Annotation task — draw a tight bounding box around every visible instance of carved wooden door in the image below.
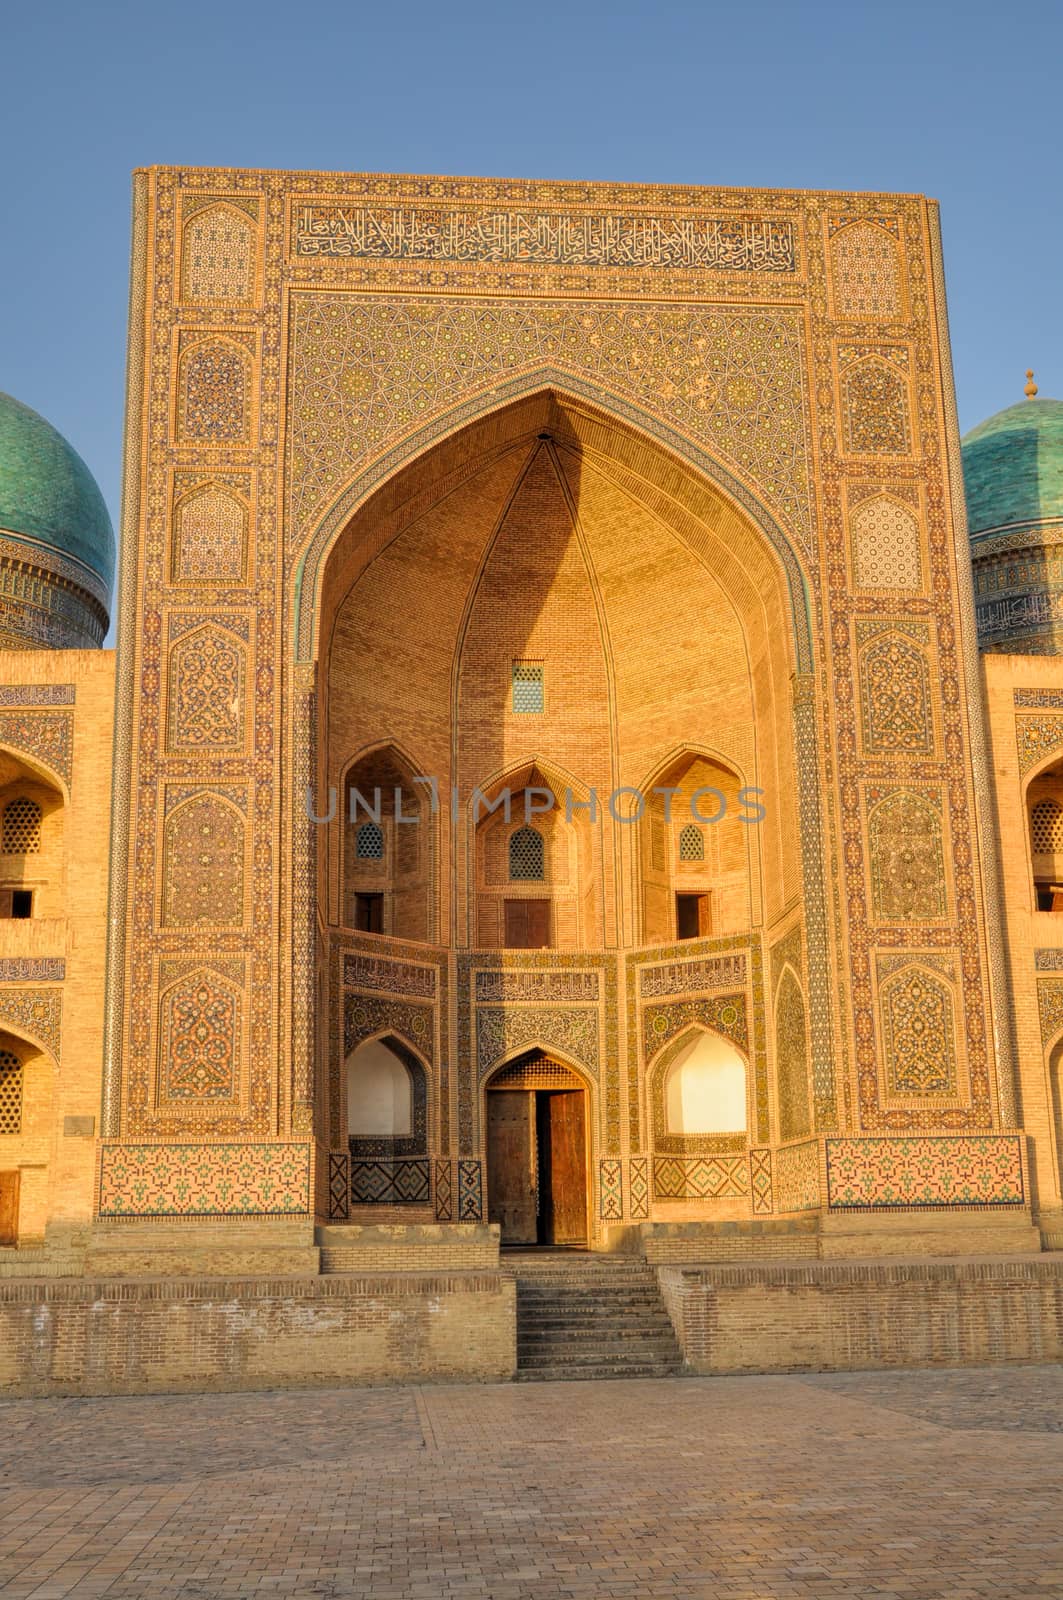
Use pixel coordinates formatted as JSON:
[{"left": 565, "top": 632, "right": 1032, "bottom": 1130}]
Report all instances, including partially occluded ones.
[
  {"left": 486, "top": 1091, "right": 537, "bottom": 1244},
  {"left": 0, "top": 1171, "right": 19, "bottom": 1247},
  {"left": 539, "top": 1091, "right": 587, "bottom": 1245}
]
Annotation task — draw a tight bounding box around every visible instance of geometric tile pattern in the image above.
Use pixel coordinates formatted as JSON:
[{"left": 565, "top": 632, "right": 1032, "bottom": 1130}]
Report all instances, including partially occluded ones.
[
  {"left": 434, "top": 1159, "right": 453, "bottom": 1222},
  {"left": 829, "top": 219, "right": 902, "bottom": 319},
  {"left": 599, "top": 1159, "right": 623, "bottom": 1221},
  {"left": 840, "top": 351, "right": 910, "bottom": 456},
  {"left": 775, "top": 1139, "right": 821, "bottom": 1212},
  {"left": 629, "top": 1155, "right": 650, "bottom": 1220},
  {"left": 350, "top": 1158, "right": 430, "bottom": 1205},
  {"left": 653, "top": 1155, "right": 750, "bottom": 1200},
  {"left": 850, "top": 494, "right": 922, "bottom": 591},
  {"left": 749, "top": 1148, "right": 773, "bottom": 1213},
  {"left": 97, "top": 1141, "right": 312, "bottom": 1216},
  {"left": 858, "top": 630, "right": 933, "bottom": 755},
  {"left": 177, "top": 338, "right": 251, "bottom": 444},
  {"left": 182, "top": 204, "right": 255, "bottom": 304},
  {"left": 867, "top": 787, "right": 947, "bottom": 923},
  {"left": 328, "top": 1152, "right": 349, "bottom": 1220},
  {"left": 880, "top": 964, "right": 956, "bottom": 1097},
  {"left": 825, "top": 1136, "right": 1024, "bottom": 1210},
  {"left": 458, "top": 1159, "right": 483, "bottom": 1221},
  {"left": 0, "top": 710, "right": 74, "bottom": 785}
]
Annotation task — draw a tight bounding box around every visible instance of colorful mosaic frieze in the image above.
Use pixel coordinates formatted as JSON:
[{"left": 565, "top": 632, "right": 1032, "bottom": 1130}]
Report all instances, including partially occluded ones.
[
  {"left": 850, "top": 494, "right": 923, "bottom": 592},
  {"left": 344, "top": 953, "right": 436, "bottom": 997},
  {"left": 350, "top": 1158, "right": 430, "bottom": 1206},
  {"left": 774, "top": 968, "right": 811, "bottom": 1140},
  {"left": 749, "top": 1148, "right": 773, "bottom": 1214},
  {"left": 825, "top": 1136, "right": 1024, "bottom": 1210},
  {"left": 161, "top": 793, "right": 245, "bottom": 927},
  {"left": 328, "top": 1152, "right": 349, "bottom": 1220},
  {"left": 475, "top": 969, "right": 598, "bottom": 1002},
  {"left": 879, "top": 963, "right": 957, "bottom": 1097},
  {"left": 97, "top": 1141, "right": 312, "bottom": 1217},
  {"left": 434, "top": 1159, "right": 453, "bottom": 1222},
  {"left": 775, "top": 1140, "right": 821, "bottom": 1212},
  {"left": 866, "top": 786, "right": 947, "bottom": 923},
  {"left": 1016, "top": 713, "right": 1063, "bottom": 776},
  {"left": 629, "top": 1156, "right": 650, "bottom": 1220},
  {"left": 288, "top": 297, "right": 812, "bottom": 559},
  {"left": 638, "top": 953, "right": 746, "bottom": 998},
  {"left": 0, "top": 958, "right": 64, "bottom": 983},
  {"left": 0, "top": 685, "right": 75, "bottom": 707},
  {"left": 0, "top": 710, "right": 73, "bottom": 785},
  {"left": 0, "top": 988, "right": 61, "bottom": 1060},
  {"left": 476, "top": 1004, "right": 599, "bottom": 1081},
  {"left": 653, "top": 1156, "right": 749, "bottom": 1201},
  {"left": 857, "top": 626, "right": 933, "bottom": 756},
  {"left": 458, "top": 1158, "right": 483, "bottom": 1221},
  {"left": 599, "top": 1159, "right": 623, "bottom": 1221}
]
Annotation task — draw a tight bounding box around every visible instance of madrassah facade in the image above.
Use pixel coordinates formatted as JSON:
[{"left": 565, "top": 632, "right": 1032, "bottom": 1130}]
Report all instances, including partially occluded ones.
[{"left": 1, "top": 168, "right": 1062, "bottom": 1390}]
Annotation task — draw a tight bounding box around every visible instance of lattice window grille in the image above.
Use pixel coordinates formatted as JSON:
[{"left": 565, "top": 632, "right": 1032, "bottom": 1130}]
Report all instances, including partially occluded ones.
[
  {"left": 512, "top": 662, "right": 544, "bottom": 714},
  {"left": 679, "top": 823, "right": 705, "bottom": 862},
  {"left": 1, "top": 798, "right": 41, "bottom": 855},
  {"left": 356, "top": 822, "right": 384, "bottom": 860},
  {"left": 489, "top": 1060, "right": 582, "bottom": 1091},
  {"left": 509, "top": 826, "right": 545, "bottom": 881},
  {"left": 1031, "top": 798, "right": 1063, "bottom": 854},
  {"left": 0, "top": 1050, "right": 22, "bottom": 1134}
]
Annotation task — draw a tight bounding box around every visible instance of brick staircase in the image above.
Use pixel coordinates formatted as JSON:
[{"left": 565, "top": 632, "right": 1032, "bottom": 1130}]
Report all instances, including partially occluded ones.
[{"left": 508, "top": 1249, "right": 685, "bottom": 1381}]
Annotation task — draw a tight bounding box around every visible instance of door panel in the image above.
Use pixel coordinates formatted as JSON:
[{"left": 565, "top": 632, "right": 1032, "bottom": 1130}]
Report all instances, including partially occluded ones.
[
  {"left": 486, "top": 1091, "right": 537, "bottom": 1244},
  {"left": 540, "top": 1091, "right": 587, "bottom": 1245},
  {"left": 0, "top": 1171, "right": 19, "bottom": 1247}
]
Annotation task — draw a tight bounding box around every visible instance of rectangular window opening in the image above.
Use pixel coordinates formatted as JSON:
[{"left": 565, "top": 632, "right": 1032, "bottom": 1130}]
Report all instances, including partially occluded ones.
[
  {"left": 676, "top": 892, "right": 710, "bottom": 941},
  {"left": 1036, "top": 882, "right": 1063, "bottom": 913},
  {"left": 0, "top": 889, "right": 33, "bottom": 920},
  {"left": 354, "top": 892, "right": 384, "bottom": 933},
  {"left": 511, "top": 661, "right": 544, "bottom": 715}
]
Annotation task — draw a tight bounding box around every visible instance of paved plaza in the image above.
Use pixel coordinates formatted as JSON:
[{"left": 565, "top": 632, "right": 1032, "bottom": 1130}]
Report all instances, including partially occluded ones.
[{"left": 1, "top": 1365, "right": 1062, "bottom": 1599}]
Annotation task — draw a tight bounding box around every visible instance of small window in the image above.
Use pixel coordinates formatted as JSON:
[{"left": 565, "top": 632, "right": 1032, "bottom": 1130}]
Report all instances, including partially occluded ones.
[
  {"left": 509, "top": 826, "right": 545, "bottom": 881},
  {"left": 0, "top": 1050, "right": 22, "bottom": 1135},
  {"left": 356, "top": 822, "right": 384, "bottom": 860},
  {"left": 678, "top": 824, "right": 704, "bottom": 862},
  {"left": 1032, "top": 799, "right": 1063, "bottom": 854},
  {"left": 1, "top": 799, "right": 41, "bottom": 855},
  {"left": 676, "top": 892, "right": 710, "bottom": 940},
  {"left": 512, "top": 662, "right": 544, "bottom": 714},
  {"left": 0, "top": 890, "right": 32, "bottom": 920},
  {"left": 354, "top": 893, "right": 384, "bottom": 933}
]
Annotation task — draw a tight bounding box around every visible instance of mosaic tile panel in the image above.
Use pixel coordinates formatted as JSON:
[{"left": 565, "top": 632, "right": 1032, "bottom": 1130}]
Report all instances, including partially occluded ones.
[
  {"left": 1016, "top": 713, "right": 1063, "bottom": 776},
  {"left": 458, "top": 1158, "right": 483, "bottom": 1221},
  {"left": 0, "top": 988, "right": 62, "bottom": 1060},
  {"left": 351, "top": 1158, "right": 430, "bottom": 1205},
  {"left": 0, "top": 685, "right": 75, "bottom": 707},
  {"left": 477, "top": 1005, "right": 599, "bottom": 1081},
  {"left": 850, "top": 494, "right": 922, "bottom": 591},
  {"left": 0, "top": 958, "right": 64, "bottom": 983},
  {"left": 328, "top": 1152, "right": 349, "bottom": 1220},
  {"left": 749, "top": 1148, "right": 773, "bottom": 1214},
  {"left": 880, "top": 963, "right": 957, "bottom": 1097},
  {"left": 434, "top": 1159, "right": 453, "bottom": 1222},
  {"left": 629, "top": 1155, "right": 650, "bottom": 1220},
  {"left": 775, "top": 1140, "right": 821, "bottom": 1212},
  {"left": 653, "top": 1156, "right": 749, "bottom": 1201},
  {"left": 97, "top": 1141, "right": 312, "bottom": 1217},
  {"left": 825, "top": 1136, "right": 1024, "bottom": 1210},
  {"left": 0, "top": 710, "right": 73, "bottom": 785},
  {"left": 1036, "top": 979, "right": 1063, "bottom": 1046},
  {"left": 599, "top": 1159, "right": 623, "bottom": 1221}
]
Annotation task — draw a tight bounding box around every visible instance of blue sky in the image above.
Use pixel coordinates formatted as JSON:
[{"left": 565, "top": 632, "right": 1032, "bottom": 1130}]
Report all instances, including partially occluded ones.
[{"left": 2, "top": 0, "right": 1060, "bottom": 547}]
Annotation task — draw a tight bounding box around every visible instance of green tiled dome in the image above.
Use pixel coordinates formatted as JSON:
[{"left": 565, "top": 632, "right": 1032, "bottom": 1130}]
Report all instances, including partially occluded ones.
[
  {"left": 962, "top": 396, "right": 1063, "bottom": 539},
  {"left": 0, "top": 391, "right": 115, "bottom": 591}
]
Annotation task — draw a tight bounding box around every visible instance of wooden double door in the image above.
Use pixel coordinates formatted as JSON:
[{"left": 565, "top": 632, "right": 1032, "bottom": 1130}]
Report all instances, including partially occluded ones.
[{"left": 486, "top": 1088, "right": 587, "bottom": 1246}]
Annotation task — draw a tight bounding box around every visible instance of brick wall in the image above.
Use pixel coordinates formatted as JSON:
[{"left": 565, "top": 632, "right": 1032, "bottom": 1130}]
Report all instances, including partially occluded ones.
[
  {"left": 0, "top": 1271, "right": 516, "bottom": 1396},
  {"left": 659, "top": 1257, "right": 1063, "bottom": 1374}
]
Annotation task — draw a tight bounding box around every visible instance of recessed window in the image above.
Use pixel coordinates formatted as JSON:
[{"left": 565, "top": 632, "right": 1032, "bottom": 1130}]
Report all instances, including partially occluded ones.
[
  {"left": 0, "top": 890, "right": 32, "bottom": 920},
  {"left": 0, "top": 1050, "right": 22, "bottom": 1135},
  {"left": 678, "top": 823, "right": 704, "bottom": 862},
  {"left": 356, "top": 821, "right": 384, "bottom": 860},
  {"left": 512, "top": 662, "right": 544, "bottom": 714},
  {"left": 1, "top": 798, "right": 41, "bottom": 855},
  {"left": 676, "top": 892, "right": 710, "bottom": 940},
  {"left": 509, "top": 826, "right": 545, "bottom": 882},
  {"left": 354, "top": 892, "right": 384, "bottom": 933},
  {"left": 1032, "top": 799, "right": 1063, "bottom": 853}
]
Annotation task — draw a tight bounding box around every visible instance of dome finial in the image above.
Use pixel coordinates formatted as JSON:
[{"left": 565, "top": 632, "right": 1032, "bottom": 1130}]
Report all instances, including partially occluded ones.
[{"left": 1025, "top": 368, "right": 1039, "bottom": 399}]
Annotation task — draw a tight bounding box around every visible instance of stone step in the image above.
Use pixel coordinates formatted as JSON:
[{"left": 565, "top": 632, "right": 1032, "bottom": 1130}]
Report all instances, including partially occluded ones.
[
  {"left": 515, "top": 1362, "right": 682, "bottom": 1382},
  {"left": 518, "top": 1340, "right": 680, "bottom": 1362},
  {"left": 521, "top": 1314, "right": 674, "bottom": 1334}
]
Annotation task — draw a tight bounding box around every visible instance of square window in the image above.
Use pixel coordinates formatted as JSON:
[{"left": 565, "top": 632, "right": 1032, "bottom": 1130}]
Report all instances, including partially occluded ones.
[{"left": 512, "top": 662, "right": 544, "bottom": 714}]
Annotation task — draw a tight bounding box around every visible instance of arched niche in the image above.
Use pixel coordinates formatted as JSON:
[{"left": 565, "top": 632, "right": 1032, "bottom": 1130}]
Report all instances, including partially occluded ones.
[
  {"left": 0, "top": 748, "right": 66, "bottom": 921},
  {"left": 662, "top": 1030, "right": 748, "bottom": 1137}
]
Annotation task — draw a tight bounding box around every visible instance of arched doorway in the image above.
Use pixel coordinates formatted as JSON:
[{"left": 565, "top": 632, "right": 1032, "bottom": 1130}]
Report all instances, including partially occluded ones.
[{"left": 485, "top": 1050, "right": 588, "bottom": 1246}]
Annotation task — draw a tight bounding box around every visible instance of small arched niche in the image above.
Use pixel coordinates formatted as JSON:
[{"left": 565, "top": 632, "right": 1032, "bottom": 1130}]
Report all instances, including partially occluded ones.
[
  {"left": 664, "top": 1030, "right": 748, "bottom": 1136},
  {"left": 0, "top": 750, "right": 65, "bottom": 921},
  {"left": 640, "top": 751, "right": 752, "bottom": 945},
  {"left": 346, "top": 1037, "right": 415, "bottom": 1138},
  {"left": 342, "top": 746, "right": 432, "bottom": 940},
  {"left": 345, "top": 1034, "right": 430, "bottom": 1208},
  {"left": 1028, "top": 757, "right": 1063, "bottom": 911}
]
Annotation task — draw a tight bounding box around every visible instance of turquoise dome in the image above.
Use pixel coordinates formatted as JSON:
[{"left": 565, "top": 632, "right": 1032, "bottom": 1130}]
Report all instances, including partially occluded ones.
[
  {"left": 0, "top": 392, "right": 115, "bottom": 592},
  {"left": 962, "top": 396, "right": 1063, "bottom": 539}
]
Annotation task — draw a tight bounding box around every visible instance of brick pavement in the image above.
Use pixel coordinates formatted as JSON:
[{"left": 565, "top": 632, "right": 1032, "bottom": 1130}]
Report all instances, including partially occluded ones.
[{"left": 1, "top": 1365, "right": 1062, "bottom": 1598}]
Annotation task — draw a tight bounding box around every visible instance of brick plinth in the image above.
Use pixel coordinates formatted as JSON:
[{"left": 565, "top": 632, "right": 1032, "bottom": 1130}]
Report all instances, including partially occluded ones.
[
  {"left": 659, "top": 1254, "right": 1063, "bottom": 1374},
  {"left": 0, "top": 1271, "right": 516, "bottom": 1396}
]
